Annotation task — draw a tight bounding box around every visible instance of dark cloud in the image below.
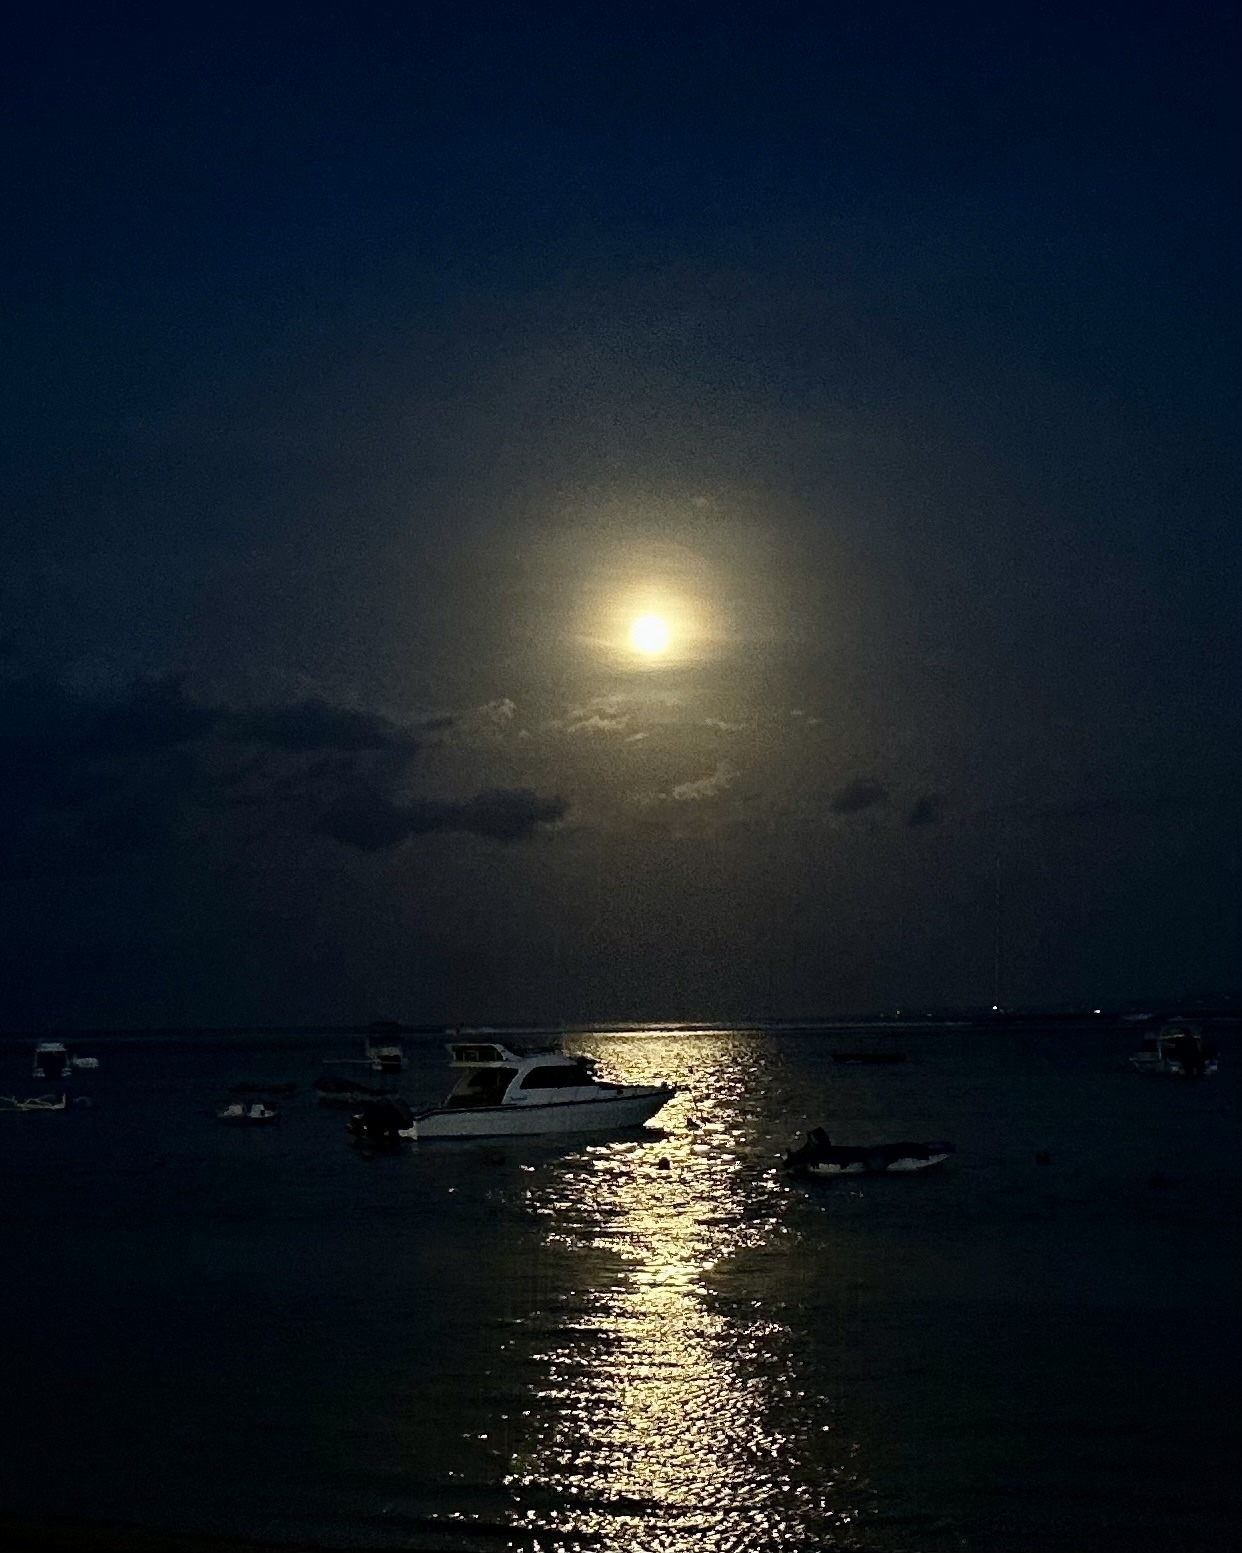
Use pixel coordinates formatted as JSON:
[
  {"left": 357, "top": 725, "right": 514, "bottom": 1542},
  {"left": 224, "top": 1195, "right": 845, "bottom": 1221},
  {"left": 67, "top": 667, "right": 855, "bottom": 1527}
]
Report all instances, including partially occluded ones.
[
  {"left": 312, "top": 790, "right": 430, "bottom": 851},
  {"left": 906, "top": 795, "right": 941, "bottom": 827},
  {"left": 0, "top": 663, "right": 566, "bottom": 876},
  {"left": 454, "top": 788, "right": 568, "bottom": 842},
  {"left": 312, "top": 786, "right": 568, "bottom": 850},
  {"left": 830, "top": 778, "right": 890, "bottom": 815},
  {"left": 0, "top": 747, "right": 201, "bottom": 880},
  {"left": 76, "top": 675, "right": 220, "bottom": 758},
  {"left": 225, "top": 697, "right": 418, "bottom": 753}
]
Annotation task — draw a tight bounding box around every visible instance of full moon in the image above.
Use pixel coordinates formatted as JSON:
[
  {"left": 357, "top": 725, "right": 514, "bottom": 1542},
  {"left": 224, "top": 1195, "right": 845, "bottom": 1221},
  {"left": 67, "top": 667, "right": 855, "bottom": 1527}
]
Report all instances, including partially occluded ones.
[{"left": 629, "top": 613, "right": 671, "bottom": 655}]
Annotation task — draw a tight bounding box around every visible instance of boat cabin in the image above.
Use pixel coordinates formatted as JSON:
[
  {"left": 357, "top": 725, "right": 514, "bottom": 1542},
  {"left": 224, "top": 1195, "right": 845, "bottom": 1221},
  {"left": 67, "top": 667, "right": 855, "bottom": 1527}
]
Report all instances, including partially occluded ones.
[
  {"left": 364, "top": 1037, "right": 406, "bottom": 1072},
  {"left": 32, "top": 1042, "right": 71, "bottom": 1080},
  {"left": 1130, "top": 1020, "right": 1218, "bottom": 1076},
  {"left": 442, "top": 1042, "right": 602, "bottom": 1108}
]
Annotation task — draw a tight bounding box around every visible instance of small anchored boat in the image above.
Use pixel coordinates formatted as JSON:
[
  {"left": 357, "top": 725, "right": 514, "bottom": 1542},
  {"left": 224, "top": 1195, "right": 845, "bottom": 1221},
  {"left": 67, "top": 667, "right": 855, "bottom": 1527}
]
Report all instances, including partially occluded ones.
[
  {"left": 363, "top": 1037, "right": 406, "bottom": 1073},
  {"left": 393, "top": 1040, "right": 675, "bottom": 1140},
  {"left": 31, "top": 1042, "right": 98, "bottom": 1077},
  {"left": 32, "top": 1042, "right": 71, "bottom": 1080},
  {"left": 1128, "top": 1019, "right": 1218, "bottom": 1077},
  {"left": 786, "top": 1126, "right": 955, "bottom": 1176},
  {"left": 831, "top": 1051, "right": 907, "bottom": 1065},
  {"left": 217, "top": 1102, "right": 280, "bottom": 1124}
]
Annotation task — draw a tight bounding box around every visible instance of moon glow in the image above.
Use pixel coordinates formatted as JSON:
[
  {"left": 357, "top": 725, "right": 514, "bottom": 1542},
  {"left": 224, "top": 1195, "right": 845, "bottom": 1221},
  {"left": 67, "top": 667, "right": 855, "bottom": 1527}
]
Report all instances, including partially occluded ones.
[{"left": 629, "top": 614, "right": 671, "bottom": 656}]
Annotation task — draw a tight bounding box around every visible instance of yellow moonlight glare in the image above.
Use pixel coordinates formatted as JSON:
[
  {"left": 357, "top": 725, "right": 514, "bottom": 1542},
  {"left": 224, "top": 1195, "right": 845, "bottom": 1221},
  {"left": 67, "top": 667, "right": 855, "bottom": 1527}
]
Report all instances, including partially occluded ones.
[{"left": 629, "top": 614, "right": 671, "bottom": 656}]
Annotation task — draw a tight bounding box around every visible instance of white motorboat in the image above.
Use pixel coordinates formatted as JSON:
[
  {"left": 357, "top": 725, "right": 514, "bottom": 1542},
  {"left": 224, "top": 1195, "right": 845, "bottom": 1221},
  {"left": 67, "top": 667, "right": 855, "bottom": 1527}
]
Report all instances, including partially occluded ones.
[
  {"left": 1, "top": 1093, "right": 68, "bottom": 1112},
  {"left": 396, "top": 1040, "right": 675, "bottom": 1140},
  {"left": 1128, "top": 1019, "right": 1218, "bottom": 1077}
]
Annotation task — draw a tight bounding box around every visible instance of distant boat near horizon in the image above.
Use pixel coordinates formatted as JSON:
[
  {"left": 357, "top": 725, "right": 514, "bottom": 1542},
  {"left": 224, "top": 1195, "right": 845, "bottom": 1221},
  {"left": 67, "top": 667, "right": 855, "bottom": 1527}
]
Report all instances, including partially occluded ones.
[
  {"left": 31, "top": 1041, "right": 99, "bottom": 1078},
  {"left": 363, "top": 1035, "right": 406, "bottom": 1072},
  {"left": 217, "top": 1101, "right": 280, "bottom": 1124},
  {"left": 1128, "top": 1019, "right": 1218, "bottom": 1077}
]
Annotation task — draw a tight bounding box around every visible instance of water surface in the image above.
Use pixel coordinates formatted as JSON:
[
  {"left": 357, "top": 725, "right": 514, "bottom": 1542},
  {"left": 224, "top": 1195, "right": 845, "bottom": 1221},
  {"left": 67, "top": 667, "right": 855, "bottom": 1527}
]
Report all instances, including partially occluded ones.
[{"left": 1, "top": 1025, "right": 1237, "bottom": 1550}]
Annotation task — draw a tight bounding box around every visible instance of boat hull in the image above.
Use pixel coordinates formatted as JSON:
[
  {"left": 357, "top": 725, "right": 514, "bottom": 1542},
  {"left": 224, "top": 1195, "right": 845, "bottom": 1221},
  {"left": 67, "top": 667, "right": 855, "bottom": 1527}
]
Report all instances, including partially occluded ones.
[
  {"left": 1128, "top": 1056, "right": 1218, "bottom": 1077},
  {"left": 401, "top": 1086, "right": 673, "bottom": 1139},
  {"left": 804, "top": 1149, "right": 953, "bottom": 1176}
]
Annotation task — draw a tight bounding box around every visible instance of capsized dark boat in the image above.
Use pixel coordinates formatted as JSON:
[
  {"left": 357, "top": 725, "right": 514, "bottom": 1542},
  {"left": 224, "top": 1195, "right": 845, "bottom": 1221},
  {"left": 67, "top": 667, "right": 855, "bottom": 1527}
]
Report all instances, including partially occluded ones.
[
  {"left": 786, "top": 1126, "right": 955, "bottom": 1176},
  {"left": 831, "top": 1051, "right": 907, "bottom": 1064}
]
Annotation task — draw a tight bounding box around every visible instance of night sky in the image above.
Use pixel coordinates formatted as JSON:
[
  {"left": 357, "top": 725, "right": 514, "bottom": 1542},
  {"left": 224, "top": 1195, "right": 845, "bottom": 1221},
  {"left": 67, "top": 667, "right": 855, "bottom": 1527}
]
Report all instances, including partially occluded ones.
[{"left": 3, "top": 3, "right": 1238, "bottom": 1028}]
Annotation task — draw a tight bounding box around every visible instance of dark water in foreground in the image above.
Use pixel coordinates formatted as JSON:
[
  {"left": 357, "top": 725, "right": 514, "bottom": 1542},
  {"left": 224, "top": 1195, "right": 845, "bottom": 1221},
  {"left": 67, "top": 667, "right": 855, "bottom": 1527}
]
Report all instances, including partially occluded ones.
[{"left": 1, "top": 1025, "right": 1238, "bottom": 1551}]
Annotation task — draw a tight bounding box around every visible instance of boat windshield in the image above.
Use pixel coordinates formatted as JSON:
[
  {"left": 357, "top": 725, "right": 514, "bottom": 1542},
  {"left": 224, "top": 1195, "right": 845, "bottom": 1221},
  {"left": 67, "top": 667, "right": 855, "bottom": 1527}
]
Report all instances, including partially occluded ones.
[
  {"left": 518, "top": 1064, "right": 596, "bottom": 1090},
  {"left": 446, "top": 1066, "right": 517, "bottom": 1107}
]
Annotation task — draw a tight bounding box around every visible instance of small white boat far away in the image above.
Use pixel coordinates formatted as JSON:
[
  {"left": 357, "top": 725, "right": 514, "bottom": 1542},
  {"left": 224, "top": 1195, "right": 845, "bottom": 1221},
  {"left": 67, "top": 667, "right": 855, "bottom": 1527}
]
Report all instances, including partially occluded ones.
[
  {"left": 395, "top": 1040, "right": 675, "bottom": 1140},
  {"left": 217, "top": 1102, "right": 280, "bottom": 1124}
]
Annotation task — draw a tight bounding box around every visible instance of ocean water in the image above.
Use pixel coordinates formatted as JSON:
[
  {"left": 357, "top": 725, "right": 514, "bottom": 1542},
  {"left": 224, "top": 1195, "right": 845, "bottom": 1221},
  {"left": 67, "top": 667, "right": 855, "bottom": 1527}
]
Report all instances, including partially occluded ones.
[{"left": 0, "top": 1024, "right": 1238, "bottom": 1552}]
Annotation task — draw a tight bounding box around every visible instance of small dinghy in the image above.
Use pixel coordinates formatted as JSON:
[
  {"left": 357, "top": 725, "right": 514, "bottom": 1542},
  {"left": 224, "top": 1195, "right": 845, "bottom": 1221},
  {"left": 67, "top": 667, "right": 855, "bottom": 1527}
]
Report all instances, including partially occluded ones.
[
  {"left": 786, "top": 1126, "right": 955, "bottom": 1176},
  {"left": 217, "top": 1102, "right": 280, "bottom": 1125},
  {"left": 831, "top": 1051, "right": 907, "bottom": 1065}
]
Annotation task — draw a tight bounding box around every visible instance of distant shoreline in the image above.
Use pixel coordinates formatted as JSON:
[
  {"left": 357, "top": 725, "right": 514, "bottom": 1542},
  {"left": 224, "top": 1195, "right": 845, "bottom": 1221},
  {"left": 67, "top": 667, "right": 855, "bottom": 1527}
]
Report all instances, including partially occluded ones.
[{"left": 1, "top": 1007, "right": 1239, "bottom": 1040}]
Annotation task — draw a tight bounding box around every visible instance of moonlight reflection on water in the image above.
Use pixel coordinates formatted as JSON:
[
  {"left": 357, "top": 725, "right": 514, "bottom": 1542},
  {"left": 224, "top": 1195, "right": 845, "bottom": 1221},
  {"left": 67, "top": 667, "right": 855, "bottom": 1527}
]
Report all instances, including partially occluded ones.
[{"left": 501, "top": 1033, "right": 868, "bottom": 1551}]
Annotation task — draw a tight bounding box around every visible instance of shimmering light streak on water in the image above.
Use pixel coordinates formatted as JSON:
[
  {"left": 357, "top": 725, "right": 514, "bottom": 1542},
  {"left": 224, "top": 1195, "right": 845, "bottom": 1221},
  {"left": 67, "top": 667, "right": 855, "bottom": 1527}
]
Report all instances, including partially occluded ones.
[{"left": 500, "top": 1032, "right": 868, "bottom": 1550}]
